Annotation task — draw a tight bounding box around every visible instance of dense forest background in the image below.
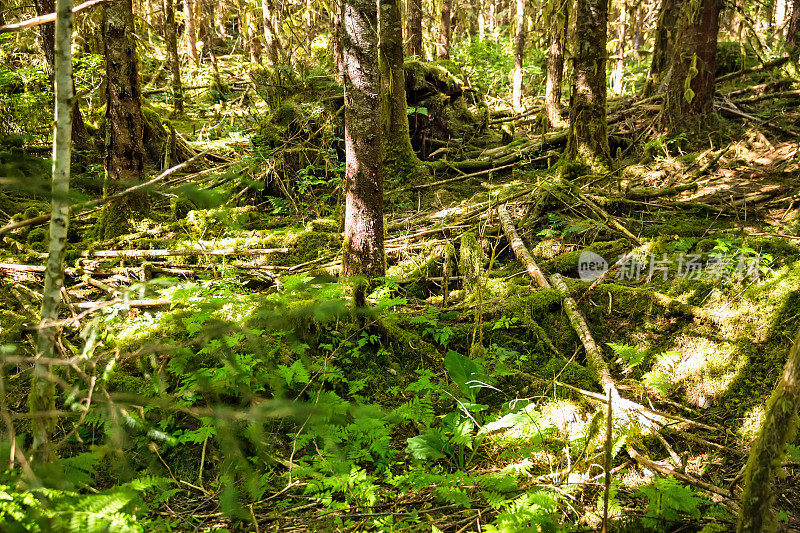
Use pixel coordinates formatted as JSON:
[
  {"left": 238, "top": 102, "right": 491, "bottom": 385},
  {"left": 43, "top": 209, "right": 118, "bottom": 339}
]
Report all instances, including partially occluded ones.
[{"left": 1, "top": 0, "right": 800, "bottom": 530}]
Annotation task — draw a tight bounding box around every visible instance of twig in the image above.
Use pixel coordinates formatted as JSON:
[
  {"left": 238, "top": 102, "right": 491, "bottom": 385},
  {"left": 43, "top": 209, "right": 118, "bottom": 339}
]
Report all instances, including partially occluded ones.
[{"left": 0, "top": 0, "right": 110, "bottom": 33}]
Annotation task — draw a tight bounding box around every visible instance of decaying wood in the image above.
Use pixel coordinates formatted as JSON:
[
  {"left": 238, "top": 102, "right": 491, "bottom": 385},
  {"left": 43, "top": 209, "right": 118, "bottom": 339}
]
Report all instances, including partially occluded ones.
[
  {"left": 498, "top": 204, "right": 614, "bottom": 391},
  {"left": 84, "top": 247, "right": 290, "bottom": 259},
  {"left": 715, "top": 56, "right": 790, "bottom": 84},
  {"left": 627, "top": 447, "right": 734, "bottom": 500}
]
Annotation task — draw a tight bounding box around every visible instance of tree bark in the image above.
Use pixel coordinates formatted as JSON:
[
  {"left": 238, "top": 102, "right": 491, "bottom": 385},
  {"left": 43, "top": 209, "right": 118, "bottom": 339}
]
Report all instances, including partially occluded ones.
[
  {"left": 737, "top": 329, "right": 800, "bottom": 532},
  {"left": 184, "top": 0, "right": 199, "bottom": 66},
  {"left": 30, "top": 0, "right": 73, "bottom": 464},
  {"left": 610, "top": 1, "right": 628, "bottom": 95},
  {"left": 164, "top": 0, "right": 183, "bottom": 114},
  {"left": 565, "top": 0, "right": 610, "bottom": 170},
  {"left": 661, "top": 0, "right": 720, "bottom": 132},
  {"left": 102, "top": 0, "right": 146, "bottom": 238},
  {"left": 511, "top": 0, "right": 525, "bottom": 111},
  {"left": 235, "top": 0, "right": 262, "bottom": 63},
  {"left": 380, "top": 0, "right": 422, "bottom": 179},
  {"left": 643, "top": 0, "right": 682, "bottom": 97},
  {"left": 262, "top": 0, "right": 282, "bottom": 64},
  {"left": 342, "top": 0, "right": 385, "bottom": 305},
  {"left": 788, "top": 0, "right": 800, "bottom": 49},
  {"left": 544, "top": 0, "right": 568, "bottom": 127},
  {"left": 406, "top": 0, "right": 423, "bottom": 57},
  {"left": 437, "top": 0, "right": 451, "bottom": 59},
  {"left": 33, "top": 0, "right": 92, "bottom": 151}
]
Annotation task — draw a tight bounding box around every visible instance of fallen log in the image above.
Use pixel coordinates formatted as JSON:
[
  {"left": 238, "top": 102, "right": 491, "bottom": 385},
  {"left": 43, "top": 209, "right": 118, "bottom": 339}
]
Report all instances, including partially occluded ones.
[
  {"left": 732, "top": 89, "right": 800, "bottom": 105},
  {"left": 84, "top": 247, "right": 290, "bottom": 259},
  {"left": 715, "top": 56, "right": 790, "bottom": 84},
  {"left": 498, "top": 204, "right": 614, "bottom": 391}
]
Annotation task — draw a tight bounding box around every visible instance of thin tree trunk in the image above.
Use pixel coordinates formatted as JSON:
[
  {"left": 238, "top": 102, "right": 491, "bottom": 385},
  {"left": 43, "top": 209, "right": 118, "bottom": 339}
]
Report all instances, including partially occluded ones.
[
  {"left": 544, "top": 0, "right": 568, "bottom": 127},
  {"left": 30, "top": 0, "right": 73, "bottom": 463},
  {"left": 406, "top": 0, "right": 423, "bottom": 56},
  {"left": 565, "top": 0, "right": 610, "bottom": 169},
  {"left": 643, "top": 0, "right": 682, "bottom": 97},
  {"left": 237, "top": 0, "right": 261, "bottom": 63},
  {"left": 184, "top": 0, "right": 199, "bottom": 66},
  {"left": 661, "top": 0, "right": 719, "bottom": 131},
  {"left": 342, "top": 0, "right": 385, "bottom": 306},
  {"left": 511, "top": 0, "right": 525, "bottom": 110},
  {"left": 164, "top": 0, "right": 183, "bottom": 114},
  {"left": 737, "top": 329, "right": 800, "bottom": 532},
  {"left": 438, "top": 0, "right": 451, "bottom": 59},
  {"left": 101, "top": 0, "right": 146, "bottom": 238},
  {"left": 380, "top": 0, "right": 422, "bottom": 179},
  {"left": 610, "top": 1, "right": 628, "bottom": 95}
]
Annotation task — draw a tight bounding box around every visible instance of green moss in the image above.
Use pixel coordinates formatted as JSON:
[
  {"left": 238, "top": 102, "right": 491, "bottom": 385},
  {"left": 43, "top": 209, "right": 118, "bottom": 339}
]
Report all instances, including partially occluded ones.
[
  {"left": 545, "top": 239, "right": 628, "bottom": 275},
  {"left": 0, "top": 310, "right": 26, "bottom": 346},
  {"left": 642, "top": 218, "right": 718, "bottom": 238},
  {"left": 541, "top": 357, "right": 597, "bottom": 392},
  {"left": 25, "top": 227, "right": 47, "bottom": 251}
]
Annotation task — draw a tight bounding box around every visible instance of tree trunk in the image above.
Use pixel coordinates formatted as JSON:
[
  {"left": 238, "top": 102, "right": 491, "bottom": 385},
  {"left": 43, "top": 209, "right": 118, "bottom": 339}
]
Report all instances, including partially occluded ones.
[
  {"left": 438, "top": 0, "right": 451, "bottom": 59},
  {"left": 236, "top": 0, "right": 262, "bottom": 63},
  {"left": 737, "top": 329, "right": 800, "bottom": 533},
  {"left": 262, "top": 0, "right": 282, "bottom": 63},
  {"left": 102, "top": 0, "right": 146, "bottom": 239},
  {"left": 544, "top": 0, "right": 568, "bottom": 127},
  {"left": 643, "top": 0, "right": 682, "bottom": 97},
  {"left": 565, "top": 0, "right": 610, "bottom": 169},
  {"left": 33, "top": 0, "right": 92, "bottom": 151},
  {"left": 184, "top": 0, "right": 199, "bottom": 66},
  {"left": 788, "top": 0, "right": 800, "bottom": 49},
  {"left": 610, "top": 1, "right": 628, "bottom": 95},
  {"left": 511, "top": 0, "right": 525, "bottom": 110},
  {"left": 164, "top": 0, "right": 183, "bottom": 114},
  {"left": 406, "top": 0, "right": 423, "bottom": 56},
  {"left": 30, "top": 0, "right": 73, "bottom": 464},
  {"left": 661, "top": 0, "right": 719, "bottom": 132},
  {"left": 380, "top": 0, "right": 422, "bottom": 179},
  {"left": 342, "top": 0, "right": 385, "bottom": 306}
]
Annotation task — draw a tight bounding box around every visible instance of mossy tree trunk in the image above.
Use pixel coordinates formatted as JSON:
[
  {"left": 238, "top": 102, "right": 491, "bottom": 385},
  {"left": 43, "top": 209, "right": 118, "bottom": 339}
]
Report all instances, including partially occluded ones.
[
  {"left": 511, "top": 0, "right": 525, "bottom": 111},
  {"left": 737, "top": 329, "right": 800, "bottom": 532},
  {"left": 544, "top": 0, "right": 568, "bottom": 127},
  {"left": 565, "top": 0, "right": 610, "bottom": 170},
  {"left": 610, "top": 0, "right": 628, "bottom": 95},
  {"left": 101, "top": 0, "right": 146, "bottom": 239},
  {"left": 30, "top": 0, "right": 73, "bottom": 464},
  {"left": 438, "top": 0, "right": 452, "bottom": 59},
  {"left": 164, "top": 0, "right": 183, "bottom": 115},
  {"left": 661, "top": 0, "right": 719, "bottom": 132},
  {"left": 380, "top": 0, "right": 423, "bottom": 180},
  {"left": 643, "top": 0, "right": 682, "bottom": 97},
  {"left": 235, "top": 0, "right": 262, "bottom": 63},
  {"left": 342, "top": 0, "right": 385, "bottom": 306},
  {"left": 184, "top": 0, "right": 199, "bottom": 66},
  {"left": 262, "top": 0, "right": 282, "bottom": 64},
  {"left": 406, "top": 0, "right": 423, "bottom": 57}
]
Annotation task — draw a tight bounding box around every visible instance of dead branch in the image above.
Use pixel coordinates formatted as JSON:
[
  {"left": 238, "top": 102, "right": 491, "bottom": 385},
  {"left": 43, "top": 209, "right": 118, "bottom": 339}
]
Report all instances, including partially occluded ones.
[
  {"left": 84, "top": 247, "right": 290, "bottom": 259},
  {"left": 0, "top": 0, "right": 110, "bottom": 33},
  {"left": 715, "top": 56, "right": 790, "bottom": 84}
]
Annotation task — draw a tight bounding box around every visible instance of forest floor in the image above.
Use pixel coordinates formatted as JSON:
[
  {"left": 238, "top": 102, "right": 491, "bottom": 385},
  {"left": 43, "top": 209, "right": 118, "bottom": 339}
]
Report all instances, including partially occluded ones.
[{"left": 2, "top": 56, "right": 800, "bottom": 531}]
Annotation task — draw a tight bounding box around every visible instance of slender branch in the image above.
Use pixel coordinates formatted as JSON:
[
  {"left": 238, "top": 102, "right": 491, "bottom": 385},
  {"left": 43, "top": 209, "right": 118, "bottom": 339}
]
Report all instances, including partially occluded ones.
[{"left": 0, "top": 0, "right": 110, "bottom": 33}]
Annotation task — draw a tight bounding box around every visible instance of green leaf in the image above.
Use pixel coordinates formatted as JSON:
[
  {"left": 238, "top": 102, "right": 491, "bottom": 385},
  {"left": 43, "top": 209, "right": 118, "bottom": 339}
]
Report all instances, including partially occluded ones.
[{"left": 406, "top": 431, "right": 448, "bottom": 461}]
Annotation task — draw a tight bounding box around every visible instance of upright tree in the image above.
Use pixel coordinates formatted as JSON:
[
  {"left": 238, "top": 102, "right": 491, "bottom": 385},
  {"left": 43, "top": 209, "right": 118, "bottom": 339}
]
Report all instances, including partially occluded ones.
[
  {"left": 380, "top": 0, "right": 423, "bottom": 179},
  {"left": 565, "top": 0, "right": 610, "bottom": 169},
  {"left": 544, "top": 0, "right": 568, "bottom": 127},
  {"left": 262, "top": 0, "right": 282, "bottom": 64},
  {"left": 610, "top": 0, "right": 628, "bottom": 95},
  {"left": 438, "top": 0, "right": 452, "bottom": 59},
  {"left": 101, "top": 0, "right": 146, "bottom": 238},
  {"left": 164, "top": 0, "right": 184, "bottom": 115},
  {"left": 737, "top": 329, "right": 800, "bottom": 532},
  {"left": 406, "top": 0, "right": 423, "bottom": 57},
  {"left": 342, "top": 0, "right": 385, "bottom": 305},
  {"left": 184, "top": 0, "right": 200, "bottom": 66},
  {"left": 29, "top": 0, "right": 74, "bottom": 463},
  {"left": 642, "top": 0, "right": 683, "bottom": 97},
  {"left": 511, "top": 0, "right": 525, "bottom": 111},
  {"left": 661, "top": 0, "right": 719, "bottom": 131},
  {"left": 788, "top": 0, "right": 800, "bottom": 50},
  {"left": 32, "top": 0, "right": 91, "bottom": 149}
]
